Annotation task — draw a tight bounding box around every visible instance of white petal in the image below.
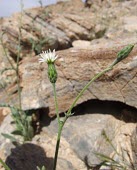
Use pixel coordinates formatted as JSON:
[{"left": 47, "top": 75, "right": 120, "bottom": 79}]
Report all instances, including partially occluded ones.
[{"left": 39, "top": 49, "right": 58, "bottom": 63}]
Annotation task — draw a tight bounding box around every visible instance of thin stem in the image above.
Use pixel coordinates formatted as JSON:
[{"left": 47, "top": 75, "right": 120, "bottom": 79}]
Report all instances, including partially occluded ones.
[
  {"left": 16, "top": 69, "right": 22, "bottom": 110},
  {"left": 53, "top": 123, "right": 63, "bottom": 170},
  {"left": 0, "top": 158, "right": 11, "bottom": 170},
  {"left": 16, "top": 0, "right": 23, "bottom": 65},
  {"left": 66, "top": 66, "right": 113, "bottom": 115},
  {"left": 16, "top": 0, "right": 24, "bottom": 110},
  {"left": 0, "top": 33, "right": 18, "bottom": 105},
  {"left": 0, "top": 33, "right": 16, "bottom": 71},
  {"left": 52, "top": 83, "right": 60, "bottom": 124},
  {"left": 52, "top": 83, "right": 65, "bottom": 170}
]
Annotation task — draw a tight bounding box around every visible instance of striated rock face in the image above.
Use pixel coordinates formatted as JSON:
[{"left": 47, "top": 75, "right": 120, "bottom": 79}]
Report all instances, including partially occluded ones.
[
  {"left": 1, "top": 33, "right": 137, "bottom": 114},
  {"left": 16, "top": 42, "right": 137, "bottom": 115},
  {"left": 1, "top": 40, "right": 137, "bottom": 114},
  {"left": 0, "top": 0, "right": 137, "bottom": 112},
  {"left": 1, "top": 0, "right": 137, "bottom": 58}
]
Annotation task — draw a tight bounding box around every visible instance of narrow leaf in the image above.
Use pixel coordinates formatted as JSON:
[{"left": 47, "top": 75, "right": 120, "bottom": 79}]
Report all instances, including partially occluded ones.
[
  {"left": 0, "top": 158, "right": 11, "bottom": 170},
  {"left": 1, "top": 133, "right": 17, "bottom": 142},
  {"left": 11, "top": 130, "right": 23, "bottom": 136}
]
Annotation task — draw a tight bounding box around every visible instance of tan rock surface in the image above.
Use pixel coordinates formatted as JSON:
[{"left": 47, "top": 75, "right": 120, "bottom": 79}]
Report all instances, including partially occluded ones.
[
  {"left": 18, "top": 41, "right": 137, "bottom": 116},
  {"left": 1, "top": 0, "right": 137, "bottom": 60},
  {"left": 0, "top": 39, "right": 136, "bottom": 116},
  {"left": 0, "top": 2, "right": 136, "bottom": 90},
  {"left": 0, "top": 0, "right": 137, "bottom": 113}
]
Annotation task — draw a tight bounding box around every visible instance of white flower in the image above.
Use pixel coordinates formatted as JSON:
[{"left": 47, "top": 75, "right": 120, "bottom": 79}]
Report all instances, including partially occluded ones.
[{"left": 39, "top": 49, "right": 58, "bottom": 63}]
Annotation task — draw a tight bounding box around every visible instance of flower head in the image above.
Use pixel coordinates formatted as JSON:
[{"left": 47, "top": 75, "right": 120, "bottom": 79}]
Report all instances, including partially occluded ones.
[
  {"left": 39, "top": 49, "right": 58, "bottom": 84},
  {"left": 39, "top": 49, "right": 58, "bottom": 64}
]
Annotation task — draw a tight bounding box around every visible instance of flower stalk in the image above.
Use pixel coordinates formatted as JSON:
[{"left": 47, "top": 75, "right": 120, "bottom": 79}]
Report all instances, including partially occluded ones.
[
  {"left": 53, "top": 122, "right": 63, "bottom": 170},
  {"left": 52, "top": 83, "right": 60, "bottom": 124}
]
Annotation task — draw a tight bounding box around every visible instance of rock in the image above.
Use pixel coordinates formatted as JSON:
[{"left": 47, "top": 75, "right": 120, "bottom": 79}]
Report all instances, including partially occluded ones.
[
  {"left": 123, "top": 16, "right": 137, "bottom": 32},
  {"left": 0, "top": 114, "right": 86, "bottom": 170},
  {"left": 0, "top": 107, "right": 10, "bottom": 125},
  {"left": 0, "top": 0, "right": 137, "bottom": 113},
  {"left": 131, "top": 126, "right": 137, "bottom": 168},
  {"left": 0, "top": 114, "right": 15, "bottom": 163},
  {"left": 33, "top": 104, "right": 137, "bottom": 169},
  {"left": 72, "top": 40, "right": 92, "bottom": 49},
  {"left": 0, "top": 45, "right": 16, "bottom": 87},
  {"left": 87, "top": 118, "right": 136, "bottom": 169},
  {"left": 0, "top": 38, "right": 137, "bottom": 115},
  {"left": 32, "top": 133, "right": 86, "bottom": 170},
  {"left": 12, "top": 40, "right": 137, "bottom": 115},
  {"left": 0, "top": 0, "right": 137, "bottom": 61},
  {"left": 5, "top": 143, "right": 53, "bottom": 170},
  {"left": 0, "top": 101, "right": 137, "bottom": 170}
]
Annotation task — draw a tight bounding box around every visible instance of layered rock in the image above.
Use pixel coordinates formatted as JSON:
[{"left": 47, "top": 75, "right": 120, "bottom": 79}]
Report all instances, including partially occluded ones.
[
  {"left": 12, "top": 41, "right": 137, "bottom": 116},
  {"left": 0, "top": 0, "right": 137, "bottom": 112}
]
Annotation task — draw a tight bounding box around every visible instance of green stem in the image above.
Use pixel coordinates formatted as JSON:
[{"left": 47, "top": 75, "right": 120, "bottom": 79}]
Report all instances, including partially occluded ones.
[
  {"left": 66, "top": 65, "right": 113, "bottom": 115},
  {"left": 52, "top": 83, "right": 65, "bottom": 170},
  {"left": 16, "top": 0, "right": 24, "bottom": 110},
  {"left": 53, "top": 123, "right": 63, "bottom": 170},
  {"left": 0, "top": 33, "right": 16, "bottom": 71},
  {"left": 0, "top": 33, "right": 16, "bottom": 102},
  {"left": 0, "top": 158, "right": 11, "bottom": 170},
  {"left": 53, "top": 109, "right": 69, "bottom": 170},
  {"left": 52, "top": 83, "right": 60, "bottom": 124},
  {"left": 16, "top": 69, "right": 22, "bottom": 110}
]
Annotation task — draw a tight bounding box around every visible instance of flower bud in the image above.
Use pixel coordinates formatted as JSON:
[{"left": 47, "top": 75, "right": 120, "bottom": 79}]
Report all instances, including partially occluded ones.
[
  {"left": 48, "top": 63, "right": 57, "bottom": 84},
  {"left": 112, "top": 44, "right": 134, "bottom": 66}
]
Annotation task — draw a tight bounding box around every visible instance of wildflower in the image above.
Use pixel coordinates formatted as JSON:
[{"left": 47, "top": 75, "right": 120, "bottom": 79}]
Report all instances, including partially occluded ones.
[
  {"left": 39, "top": 49, "right": 58, "bottom": 64},
  {"left": 39, "top": 49, "right": 58, "bottom": 84}
]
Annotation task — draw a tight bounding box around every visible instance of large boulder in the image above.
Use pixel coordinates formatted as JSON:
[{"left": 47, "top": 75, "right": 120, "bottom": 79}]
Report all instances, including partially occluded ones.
[
  {"left": 18, "top": 40, "right": 137, "bottom": 116},
  {"left": 0, "top": 0, "right": 137, "bottom": 113},
  {"left": 0, "top": 38, "right": 137, "bottom": 116},
  {"left": 1, "top": 102, "right": 136, "bottom": 170}
]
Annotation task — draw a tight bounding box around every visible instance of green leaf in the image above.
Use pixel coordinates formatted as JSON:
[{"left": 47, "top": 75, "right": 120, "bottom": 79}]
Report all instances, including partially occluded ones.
[
  {"left": 11, "top": 130, "right": 23, "bottom": 136},
  {"left": 95, "top": 152, "right": 124, "bottom": 169},
  {"left": 1, "top": 133, "right": 17, "bottom": 142},
  {"left": 0, "top": 68, "right": 14, "bottom": 74},
  {"left": 0, "top": 103, "right": 13, "bottom": 108},
  {"left": 42, "top": 166, "right": 46, "bottom": 170},
  {"left": 37, "top": 167, "right": 40, "bottom": 170},
  {"left": 37, "top": 166, "right": 46, "bottom": 170},
  {"left": 10, "top": 107, "right": 18, "bottom": 116}
]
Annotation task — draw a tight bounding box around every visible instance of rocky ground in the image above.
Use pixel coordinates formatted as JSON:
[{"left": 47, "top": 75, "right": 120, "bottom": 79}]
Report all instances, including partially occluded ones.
[{"left": 0, "top": 0, "right": 137, "bottom": 169}]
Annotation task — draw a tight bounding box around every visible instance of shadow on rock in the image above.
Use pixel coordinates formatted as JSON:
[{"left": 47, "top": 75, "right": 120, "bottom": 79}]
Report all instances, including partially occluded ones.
[
  {"left": 72, "top": 99, "right": 137, "bottom": 123},
  {"left": 5, "top": 143, "right": 53, "bottom": 170}
]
